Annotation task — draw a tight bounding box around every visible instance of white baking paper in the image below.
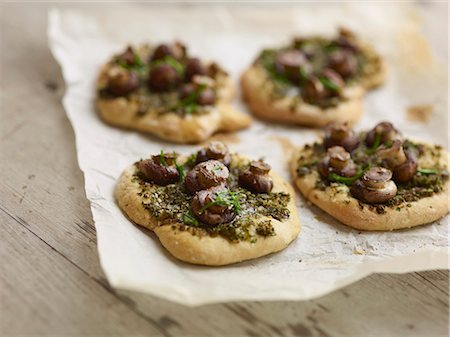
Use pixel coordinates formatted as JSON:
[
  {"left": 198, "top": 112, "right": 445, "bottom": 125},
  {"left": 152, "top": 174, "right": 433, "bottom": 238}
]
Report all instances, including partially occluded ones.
[{"left": 48, "top": 3, "right": 449, "bottom": 306}]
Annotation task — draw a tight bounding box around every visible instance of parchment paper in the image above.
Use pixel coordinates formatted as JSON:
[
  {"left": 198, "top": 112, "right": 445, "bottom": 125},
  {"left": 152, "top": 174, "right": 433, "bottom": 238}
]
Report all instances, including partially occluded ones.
[{"left": 48, "top": 3, "right": 449, "bottom": 306}]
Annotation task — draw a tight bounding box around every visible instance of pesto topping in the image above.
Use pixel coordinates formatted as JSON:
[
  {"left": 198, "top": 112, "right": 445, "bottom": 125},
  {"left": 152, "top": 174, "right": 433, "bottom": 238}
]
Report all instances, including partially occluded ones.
[
  {"left": 134, "top": 156, "right": 291, "bottom": 243},
  {"left": 99, "top": 44, "right": 225, "bottom": 116}
]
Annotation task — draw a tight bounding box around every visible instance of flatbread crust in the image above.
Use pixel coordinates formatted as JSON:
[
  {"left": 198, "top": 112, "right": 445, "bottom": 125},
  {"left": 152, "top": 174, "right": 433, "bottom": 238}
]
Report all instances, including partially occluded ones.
[
  {"left": 241, "top": 41, "right": 386, "bottom": 127},
  {"left": 290, "top": 145, "right": 450, "bottom": 231},
  {"left": 116, "top": 156, "right": 301, "bottom": 266},
  {"left": 97, "top": 64, "right": 252, "bottom": 144}
]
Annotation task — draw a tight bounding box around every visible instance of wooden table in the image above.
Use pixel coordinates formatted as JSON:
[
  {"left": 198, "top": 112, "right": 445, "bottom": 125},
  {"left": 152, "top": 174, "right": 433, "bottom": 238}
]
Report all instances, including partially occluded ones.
[{"left": 1, "top": 3, "right": 448, "bottom": 337}]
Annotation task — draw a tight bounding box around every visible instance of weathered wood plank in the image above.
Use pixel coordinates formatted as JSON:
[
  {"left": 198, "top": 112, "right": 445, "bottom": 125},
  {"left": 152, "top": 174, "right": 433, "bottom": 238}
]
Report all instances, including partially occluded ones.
[{"left": 0, "top": 209, "right": 166, "bottom": 337}]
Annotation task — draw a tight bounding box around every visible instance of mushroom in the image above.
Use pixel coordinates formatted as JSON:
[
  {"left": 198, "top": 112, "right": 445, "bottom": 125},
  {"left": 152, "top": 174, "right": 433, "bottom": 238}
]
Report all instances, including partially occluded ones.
[
  {"left": 138, "top": 153, "right": 179, "bottom": 186},
  {"left": 327, "top": 49, "right": 358, "bottom": 78},
  {"left": 195, "top": 142, "right": 231, "bottom": 167},
  {"left": 333, "top": 28, "right": 359, "bottom": 53},
  {"left": 107, "top": 66, "right": 139, "bottom": 96},
  {"left": 376, "top": 140, "right": 407, "bottom": 168},
  {"left": 191, "top": 186, "right": 237, "bottom": 225},
  {"left": 318, "top": 146, "right": 357, "bottom": 178},
  {"left": 151, "top": 43, "right": 185, "bottom": 61},
  {"left": 238, "top": 160, "right": 273, "bottom": 194},
  {"left": 185, "top": 58, "right": 207, "bottom": 81},
  {"left": 178, "top": 78, "right": 216, "bottom": 106},
  {"left": 148, "top": 63, "right": 181, "bottom": 91},
  {"left": 323, "top": 122, "right": 360, "bottom": 152},
  {"left": 365, "top": 121, "right": 402, "bottom": 148},
  {"left": 184, "top": 160, "right": 229, "bottom": 194},
  {"left": 350, "top": 167, "right": 397, "bottom": 204},
  {"left": 302, "top": 69, "right": 344, "bottom": 104},
  {"left": 117, "top": 46, "right": 137, "bottom": 66},
  {"left": 274, "top": 49, "right": 310, "bottom": 82},
  {"left": 376, "top": 140, "right": 418, "bottom": 183}
]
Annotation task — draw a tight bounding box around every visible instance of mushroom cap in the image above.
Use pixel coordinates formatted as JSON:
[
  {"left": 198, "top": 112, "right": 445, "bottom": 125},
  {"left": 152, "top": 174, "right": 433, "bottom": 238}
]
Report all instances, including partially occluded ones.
[
  {"left": 185, "top": 57, "right": 207, "bottom": 81},
  {"left": 376, "top": 139, "right": 407, "bottom": 168},
  {"left": 138, "top": 155, "right": 179, "bottom": 186},
  {"left": 362, "top": 167, "right": 393, "bottom": 189},
  {"left": 184, "top": 160, "right": 229, "bottom": 194},
  {"left": 238, "top": 160, "right": 273, "bottom": 194},
  {"left": 249, "top": 160, "right": 271, "bottom": 175},
  {"left": 393, "top": 152, "right": 418, "bottom": 183},
  {"left": 195, "top": 142, "right": 231, "bottom": 167},
  {"left": 324, "top": 122, "right": 360, "bottom": 152},
  {"left": 191, "top": 186, "right": 236, "bottom": 225},
  {"left": 351, "top": 178, "right": 397, "bottom": 204},
  {"left": 148, "top": 63, "right": 181, "bottom": 92},
  {"left": 107, "top": 67, "right": 139, "bottom": 96}
]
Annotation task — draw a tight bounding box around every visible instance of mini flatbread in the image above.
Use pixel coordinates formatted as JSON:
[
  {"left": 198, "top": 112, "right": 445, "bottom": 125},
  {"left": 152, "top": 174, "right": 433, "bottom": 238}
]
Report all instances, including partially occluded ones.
[
  {"left": 96, "top": 43, "right": 251, "bottom": 143},
  {"left": 290, "top": 123, "right": 449, "bottom": 230},
  {"left": 241, "top": 28, "right": 386, "bottom": 127},
  {"left": 116, "top": 147, "right": 300, "bottom": 266}
]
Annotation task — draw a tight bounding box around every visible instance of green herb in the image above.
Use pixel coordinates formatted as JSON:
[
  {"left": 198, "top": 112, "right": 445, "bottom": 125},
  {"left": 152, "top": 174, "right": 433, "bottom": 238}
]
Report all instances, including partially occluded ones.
[
  {"left": 182, "top": 211, "right": 199, "bottom": 226},
  {"left": 328, "top": 167, "right": 367, "bottom": 185},
  {"left": 159, "top": 150, "right": 167, "bottom": 166},
  {"left": 185, "top": 153, "right": 197, "bottom": 167},
  {"left": 259, "top": 50, "right": 291, "bottom": 85},
  {"left": 366, "top": 132, "right": 381, "bottom": 155},
  {"left": 417, "top": 168, "right": 437, "bottom": 175},
  {"left": 299, "top": 67, "right": 308, "bottom": 81},
  {"left": 152, "top": 56, "right": 184, "bottom": 76},
  {"left": 118, "top": 53, "right": 147, "bottom": 74},
  {"left": 320, "top": 76, "right": 340, "bottom": 92},
  {"left": 176, "top": 84, "right": 207, "bottom": 114},
  {"left": 199, "top": 189, "right": 241, "bottom": 214},
  {"left": 173, "top": 152, "right": 186, "bottom": 182},
  {"left": 384, "top": 140, "right": 394, "bottom": 148},
  {"left": 212, "top": 165, "right": 223, "bottom": 172}
]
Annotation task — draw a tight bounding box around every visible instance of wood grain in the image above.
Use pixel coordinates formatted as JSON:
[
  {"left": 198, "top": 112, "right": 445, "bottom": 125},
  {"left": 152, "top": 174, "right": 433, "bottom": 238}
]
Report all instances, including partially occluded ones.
[{"left": 0, "top": 2, "right": 448, "bottom": 337}]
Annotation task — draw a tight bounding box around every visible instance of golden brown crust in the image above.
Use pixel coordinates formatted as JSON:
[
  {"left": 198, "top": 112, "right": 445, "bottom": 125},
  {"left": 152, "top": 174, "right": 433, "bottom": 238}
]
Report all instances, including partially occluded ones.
[
  {"left": 290, "top": 146, "right": 450, "bottom": 231},
  {"left": 116, "top": 157, "right": 301, "bottom": 266},
  {"left": 97, "top": 63, "right": 251, "bottom": 144}
]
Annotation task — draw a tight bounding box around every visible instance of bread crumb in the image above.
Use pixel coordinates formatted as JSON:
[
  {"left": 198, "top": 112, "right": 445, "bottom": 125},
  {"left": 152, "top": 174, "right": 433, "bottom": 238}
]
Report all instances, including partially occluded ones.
[
  {"left": 406, "top": 104, "right": 433, "bottom": 123},
  {"left": 353, "top": 245, "right": 365, "bottom": 255}
]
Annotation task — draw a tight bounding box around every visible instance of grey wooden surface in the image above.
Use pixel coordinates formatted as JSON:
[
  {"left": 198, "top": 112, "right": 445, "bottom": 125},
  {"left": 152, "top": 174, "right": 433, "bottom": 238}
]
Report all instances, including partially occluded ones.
[{"left": 1, "top": 3, "right": 448, "bottom": 337}]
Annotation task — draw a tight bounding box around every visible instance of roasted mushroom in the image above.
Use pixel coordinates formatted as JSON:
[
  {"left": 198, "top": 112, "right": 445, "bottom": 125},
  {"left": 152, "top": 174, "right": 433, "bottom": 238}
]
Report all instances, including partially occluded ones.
[
  {"left": 148, "top": 63, "right": 181, "bottom": 91},
  {"left": 302, "top": 69, "right": 343, "bottom": 104},
  {"left": 274, "top": 49, "right": 310, "bottom": 82},
  {"left": 151, "top": 43, "right": 185, "bottom": 61},
  {"left": 117, "top": 46, "right": 137, "bottom": 66},
  {"left": 327, "top": 49, "right": 358, "bottom": 78},
  {"left": 195, "top": 142, "right": 231, "bottom": 167},
  {"left": 178, "top": 79, "right": 216, "bottom": 106},
  {"left": 318, "top": 146, "right": 357, "bottom": 178},
  {"left": 138, "top": 153, "right": 179, "bottom": 186},
  {"left": 184, "top": 160, "right": 229, "bottom": 194},
  {"left": 376, "top": 140, "right": 407, "bottom": 168},
  {"left": 333, "top": 28, "right": 359, "bottom": 53},
  {"left": 323, "top": 122, "right": 360, "bottom": 152},
  {"left": 107, "top": 66, "right": 139, "bottom": 96},
  {"left": 185, "top": 58, "right": 207, "bottom": 81},
  {"left": 191, "top": 186, "right": 237, "bottom": 225},
  {"left": 238, "top": 160, "right": 273, "bottom": 194},
  {"left": 365, "top": 122, "right": 402, "bottom": 148},
  {"left": 376, "top": 140, "right": 418, "bottom": 183},
  {"left": 350, "top": 167, "right": 397, "bottom": 204}
]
